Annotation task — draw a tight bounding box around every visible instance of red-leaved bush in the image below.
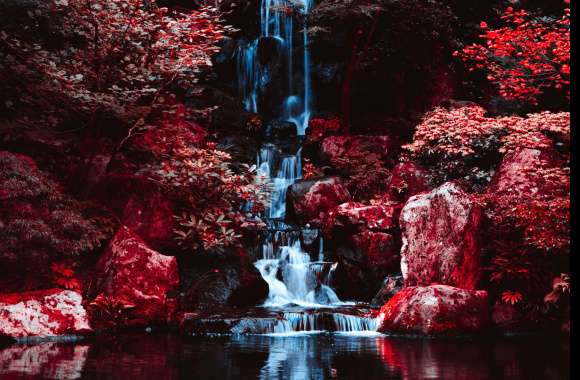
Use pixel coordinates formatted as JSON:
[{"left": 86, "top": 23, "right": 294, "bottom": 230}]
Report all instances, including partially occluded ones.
[
  {"left": 482, "top": 162, "right": 569, "bottom": 314},
  {"left": 0, "top": 0, "right": 232, "bottom": 129},
  {"left": 455, "top": 4, "right": 570, "bottom": 106},
  {"left": 404, "top": 105, "right": 569, "bottom": 186},
  {"left": 142, "top": 112, "right": 270, "bottom": 252}
]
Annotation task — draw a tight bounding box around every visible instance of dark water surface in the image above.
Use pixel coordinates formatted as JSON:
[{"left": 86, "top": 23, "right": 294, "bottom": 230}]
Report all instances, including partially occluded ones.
[{"left": 0, "top": 332, "right": 569, "bottom": 380}]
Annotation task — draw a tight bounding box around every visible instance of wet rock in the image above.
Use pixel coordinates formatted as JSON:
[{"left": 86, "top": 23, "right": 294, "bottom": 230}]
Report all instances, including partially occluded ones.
[
  {"left": 121, "top": 189, "right": 175, "bottom": 251},
  {"left": 264, "top": 120, "right": 298, "bottom": 140},
  {"left": 179, "top": 307, "right": 378, "bottom": 335},
  {"left": 87, "top": 226, "right": 179, "bottom": 327},
  {"left": 287, "top": 177, "right": 351, "bottom": 222},
  {"left": 377, "top": 285, "right": 489, "bottom": 336},
  {"left": 400, "top": 182, "right": 483, "bottom": 289},
  {"left": 179, "top": 250, "right": 268, "bottom": 311},
  {"left": 333, "top": 237, "right": 398, "bottom": 303},
  {"left": 487, "top": 148, "right": 550, "bottom": 196},
  {"left": 383, "top": 162, "right": 430, "bottom": 202},
  {"left": 0, "top": 289, "right": 92, "bottom": 339},
  {"left": 371, "top": 275, "right": 404, "bottom": 308}
]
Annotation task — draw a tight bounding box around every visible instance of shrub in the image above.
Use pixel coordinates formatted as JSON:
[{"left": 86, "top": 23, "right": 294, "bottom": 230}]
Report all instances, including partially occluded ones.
[
  {"left": 0, "top": 0, "right": 232, "bottom": 130},
  {"left": 404, "top": 105, "right": 569, "bottom": 187},
  {"left": 142, "top": 121, "right": 270, "bottom": 252},
  {"left": 455, "top": 4, "right": 570, "bottom": 107}
]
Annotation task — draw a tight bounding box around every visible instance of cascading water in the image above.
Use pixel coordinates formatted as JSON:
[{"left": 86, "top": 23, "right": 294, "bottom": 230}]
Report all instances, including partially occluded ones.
[
  {"left": 236, "top": 0, "right": 379, "bottom": 334},
  {"left": 255, "top": 240, "right": 343, "bottom": 308},
  {"left": 237, "top": 0, "right": 313, "bottom": 135},
  {"left": 257, "top": 144, "right": 302, "bottom": 219}
]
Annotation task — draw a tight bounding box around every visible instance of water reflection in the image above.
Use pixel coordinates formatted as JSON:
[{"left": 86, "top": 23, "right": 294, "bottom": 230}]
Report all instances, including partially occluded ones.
[
  {"left": 0, "top": 333, "right": 569, "bottom": 380},
  {"left": 0, "top": 343, "right": 89, "bottom": 379}
]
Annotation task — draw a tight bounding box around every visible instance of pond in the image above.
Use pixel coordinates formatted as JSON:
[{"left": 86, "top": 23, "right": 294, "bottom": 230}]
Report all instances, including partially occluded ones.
[{"left": 0, "top": 332, "right": 569, "bottom": 380}]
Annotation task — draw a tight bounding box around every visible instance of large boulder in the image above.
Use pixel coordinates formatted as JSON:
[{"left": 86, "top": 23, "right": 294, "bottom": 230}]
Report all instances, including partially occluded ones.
[
  {"left": 487, "top": 148, "right": 549, "bottom": 196},
  {"left": 326, "top": 201, "right": 399, "bottom": 233},
  {"left": 0, "top": 289, "right": 92, "bottom": 339},
  {"left": 87, "top": 226, "right": 179, "bottom": 327},
  {"left": 400, "top": 182, "right": 483, "bottom": 289},
  {"left": 178, "top": 249, "right": 268, "bottom": 311},
  {"left": 287, "top": 177, "right": 351, "bottom": 222},
  {"left": 377, "top": 285, "right": 489, "bottom": 336}
]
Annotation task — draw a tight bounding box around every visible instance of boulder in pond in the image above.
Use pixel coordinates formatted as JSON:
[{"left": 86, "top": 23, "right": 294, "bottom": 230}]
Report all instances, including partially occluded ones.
[
  {"left": 0, "top": 289, "right": 92, "bottom": 339},
  {"left": 377, "top": 285, "right": 489, "bottom": 336}
]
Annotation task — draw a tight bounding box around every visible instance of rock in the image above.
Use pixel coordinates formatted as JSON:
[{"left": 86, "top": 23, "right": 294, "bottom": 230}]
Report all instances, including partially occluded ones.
[
  {"left": 87, "top": 226, "right": 179, "bottom": 327},
  {"left": 320, "top": 135, "right": 395, "bottom": 166},
  {"left": 371, "top": 275, "right": 404, "bottom": 308},
  {"left": 400, "top": 182, "right": 483, "bottom": 289},
  {"left": 377, "top": 285, "right": 489, "bottom": 336},
  {"left": 327, "top": 201, "right": 399, "bottom": 232},
  {"left": 287, "top": 177, "right": 351, "bottom": 222},
  {"left": 487, "top": 148, "right": 549, "bottom": 196},
  {"left": 383, "top": 162, "right": 429, "bottom": 202},
  {"left": 264, "top": 120, "right": 298, "bottom": 140},
  {"left": 178, "top": 249, "right": 268, "bottom": 311},
  {"left": 333, "top": 232, "right": 398, "bottom": 303},
  {"left": 0, "top": 289, "right": 92, "bottom": 339},
  {"left": 121, "top": 189, "right": 175, "bottom": 251}
]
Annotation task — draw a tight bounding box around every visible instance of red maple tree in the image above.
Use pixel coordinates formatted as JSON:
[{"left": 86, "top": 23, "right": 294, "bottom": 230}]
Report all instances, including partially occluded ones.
[{"left": 455, "top": 3, "right": 570, "bottom": 106}]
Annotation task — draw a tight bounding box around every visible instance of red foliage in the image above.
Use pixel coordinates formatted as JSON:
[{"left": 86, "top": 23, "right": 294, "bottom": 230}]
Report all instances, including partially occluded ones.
[
  {"left": 455, "top": 4, "right": 570, "bottom": 105},
  {"left": 51, "top": 262, "right": 82, "bottom": 292},
  {"left": 405, "top": 105, "right": 570, "bottom": 159},
  {"left": 482, "top": 163, "right": 569, "bottom": 309},
  {"left": 145, "top": 135, "right": 269, "bottom": 252},
  {"left": 406, "top": 103, "right": 569, "bottom": 314},
  {"left": 0, "top": 0, "right": 232, "bottom": 128},
  {"left": 307, "top": 117, "right": 343, "bottom": 143}
]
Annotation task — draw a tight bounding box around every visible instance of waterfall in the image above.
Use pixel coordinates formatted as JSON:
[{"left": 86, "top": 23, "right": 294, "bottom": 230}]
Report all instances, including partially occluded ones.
[
  {"left": 257, "top": 145, "right": 302, "bottom": 219},
  {"left": 255, "top": 240, "right": 344, "bottom": 308},
  {"left": 237, "top": 0, "right": 313, "bottom": 136},
  {"left": 235, "top": 1, "right": 380, "bottom": 334}
]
